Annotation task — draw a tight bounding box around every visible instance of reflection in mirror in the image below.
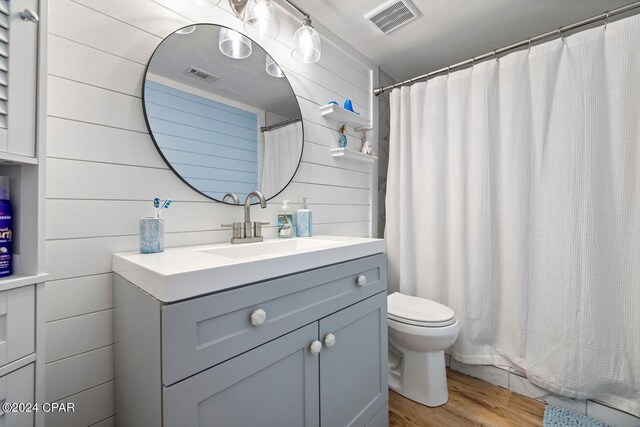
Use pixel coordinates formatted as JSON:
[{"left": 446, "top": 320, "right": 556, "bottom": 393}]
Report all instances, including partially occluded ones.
[{"left": 143, "top": 24, "right": 303, "bottom": 203}]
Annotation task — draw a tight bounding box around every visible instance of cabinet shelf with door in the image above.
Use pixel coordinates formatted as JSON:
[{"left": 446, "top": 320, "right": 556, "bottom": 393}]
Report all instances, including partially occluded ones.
[{"left": 0, "top": 1, "right": 48, "bottom": 427}]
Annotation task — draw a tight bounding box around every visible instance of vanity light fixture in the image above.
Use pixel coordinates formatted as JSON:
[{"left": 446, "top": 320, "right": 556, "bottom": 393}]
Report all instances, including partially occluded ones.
[
  {"left": 244, "top": 0, "right": 279, "bottom": 40},
  {"left": 266, "top": 56, "right": 285, "bottom": 77},
  {"left": 219, "top": 27, "right": 252, "bottom": 59},
  {"left": 292, "top": 16, "right": 321, "bottom": 63},
  {"left": 228, "top": 0, "right": 322, "bottom": 63}
]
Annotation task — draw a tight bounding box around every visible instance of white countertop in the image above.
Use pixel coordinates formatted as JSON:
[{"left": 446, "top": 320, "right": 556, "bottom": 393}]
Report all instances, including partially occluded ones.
[{"left": 113, "top": 235, "right": 385, "bottom": 302}]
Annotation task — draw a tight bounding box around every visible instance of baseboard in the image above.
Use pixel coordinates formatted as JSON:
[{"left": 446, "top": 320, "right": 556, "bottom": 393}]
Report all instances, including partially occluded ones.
[{"left": 447, "top": 359, "right": 640, "bottom": 427}]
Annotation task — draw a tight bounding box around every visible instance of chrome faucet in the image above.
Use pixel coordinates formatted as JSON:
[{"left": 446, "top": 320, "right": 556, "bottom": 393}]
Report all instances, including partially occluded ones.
[{"left": 222, "top": 191, "right": 269, "bottom": 244}]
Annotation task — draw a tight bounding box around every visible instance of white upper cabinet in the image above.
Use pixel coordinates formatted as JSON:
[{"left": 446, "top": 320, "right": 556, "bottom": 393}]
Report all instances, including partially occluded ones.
[{"left": 0, "top": 0, "right": 38, "bottom": 158}]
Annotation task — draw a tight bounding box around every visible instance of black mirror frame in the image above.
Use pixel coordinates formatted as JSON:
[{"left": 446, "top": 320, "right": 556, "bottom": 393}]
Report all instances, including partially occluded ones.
[{"left": 141, "top": 23, "right": 304, "bottom": 205}]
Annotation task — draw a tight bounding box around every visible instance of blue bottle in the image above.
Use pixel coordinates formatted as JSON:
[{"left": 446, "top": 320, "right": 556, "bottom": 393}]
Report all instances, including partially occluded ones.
[
  {"left": 296, "top": 197, "right": 313, "bottom": 237},
  {"left": 0, "top": 176, "right": 13, "bottom": 277}
]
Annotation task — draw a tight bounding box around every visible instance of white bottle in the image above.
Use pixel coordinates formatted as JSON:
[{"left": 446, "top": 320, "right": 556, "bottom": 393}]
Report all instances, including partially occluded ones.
[
  {"left": 277, "top": 200, "right": 294, "bottom": 238},
  {"left": 296, "top": 197, "right": 312, "bottom": 237}
]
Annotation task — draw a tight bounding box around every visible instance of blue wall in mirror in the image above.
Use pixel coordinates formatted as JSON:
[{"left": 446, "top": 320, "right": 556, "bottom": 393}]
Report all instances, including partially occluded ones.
[{"left": 145, "top": 80, "right": 259, "bottom": 200}]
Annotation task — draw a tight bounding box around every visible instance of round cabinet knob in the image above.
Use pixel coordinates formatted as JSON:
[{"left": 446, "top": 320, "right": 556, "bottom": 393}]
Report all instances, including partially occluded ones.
[
  {"left": 356, "top": 275, "right": 367, "bottom": 287},
  {"left": 323, "top": 333, "right": 336, "bottom": 348},
  {"left": 309, "top": 340, "right": 322, "bottom": 356},
  {"left": 250, "top": 309, "right": 267, "bottom": 326}
]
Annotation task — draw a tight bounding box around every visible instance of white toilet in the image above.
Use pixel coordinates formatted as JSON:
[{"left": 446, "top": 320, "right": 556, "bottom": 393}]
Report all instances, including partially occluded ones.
[{"left": 387, "top": 292, "right": 461, "bottom": 407}]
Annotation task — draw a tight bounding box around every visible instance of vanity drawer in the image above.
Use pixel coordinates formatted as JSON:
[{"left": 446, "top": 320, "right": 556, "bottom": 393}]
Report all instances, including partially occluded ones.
[
  {"left": 0, "top": 286, "right": 35, "bottom": 369},
  {"left": 161, "top": 253, "right": 386, "bottom": 386}
]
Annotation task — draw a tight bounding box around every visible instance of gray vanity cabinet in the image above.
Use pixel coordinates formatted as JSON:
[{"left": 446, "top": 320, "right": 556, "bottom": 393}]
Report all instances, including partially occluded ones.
[{"left": 115, "top": 253, "right": 388, "bottom": 427}]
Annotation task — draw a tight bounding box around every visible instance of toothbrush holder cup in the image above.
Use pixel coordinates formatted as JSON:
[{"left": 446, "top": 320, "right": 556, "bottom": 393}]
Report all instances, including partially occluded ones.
[{"left": 139, "top": 217, "right": 165, "bottom": 254}]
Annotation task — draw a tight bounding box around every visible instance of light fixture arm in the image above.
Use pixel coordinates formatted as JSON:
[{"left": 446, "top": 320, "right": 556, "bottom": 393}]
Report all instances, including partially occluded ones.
[
  {"left": 278, "top": 0, "right": 309, "bottom": 21},
  {"left": 229, "top": 0, "right": 310, "bottom": 21}
]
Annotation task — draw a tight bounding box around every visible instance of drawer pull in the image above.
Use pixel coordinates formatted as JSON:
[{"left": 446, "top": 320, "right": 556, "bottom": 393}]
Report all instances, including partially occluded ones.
[
  {"left": 250, "top": 309, "right": 267, "bottom": 326},
  {"left": 323, "top": 333, "right": 336, "bottom": 348},
  {"left": 356, "top": 275, "right": 367, "bottom": 287},
  {"left": 309, "top": 340, "right": 322, "bottom": 356}
]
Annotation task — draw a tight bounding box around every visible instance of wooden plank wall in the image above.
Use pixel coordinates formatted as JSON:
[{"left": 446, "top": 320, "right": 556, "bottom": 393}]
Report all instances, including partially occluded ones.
[{"left": 44, "top": 0, "right": 378, "bottom": 425}]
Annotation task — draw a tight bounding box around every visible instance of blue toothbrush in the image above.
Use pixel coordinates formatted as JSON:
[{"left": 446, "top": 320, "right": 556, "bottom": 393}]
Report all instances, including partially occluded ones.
[
  {"left": 153, "top": 197, "right": 161, "bottom": 218},
  {"left": 159, "top": 199, "right": 172, "bottom": 218}
]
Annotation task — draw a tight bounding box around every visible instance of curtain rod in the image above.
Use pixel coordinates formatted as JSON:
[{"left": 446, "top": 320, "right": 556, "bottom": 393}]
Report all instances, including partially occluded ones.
[
  {"left": 260, "top": 116, "right": 302, "bottom": 133},
  {"left": 373, "top": 1, "right": 640, "bottom": 96}
]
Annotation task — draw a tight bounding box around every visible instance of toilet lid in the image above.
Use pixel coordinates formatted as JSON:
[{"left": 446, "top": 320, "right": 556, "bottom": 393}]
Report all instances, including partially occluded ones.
[{"left": 387, "top": 292, "right": 456, "bottom": 327}]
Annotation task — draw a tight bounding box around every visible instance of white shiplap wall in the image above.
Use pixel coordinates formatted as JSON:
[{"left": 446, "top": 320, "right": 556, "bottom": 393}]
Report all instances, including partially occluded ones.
[{"left": 44, "top": 0, "right": 378, "bottom": 426}]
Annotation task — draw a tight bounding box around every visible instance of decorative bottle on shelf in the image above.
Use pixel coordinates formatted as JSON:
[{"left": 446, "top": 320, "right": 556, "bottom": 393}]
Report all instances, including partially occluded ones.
[
  {"left": 277, "top": 200, "right": 294, "bottom": 239},
  {"left": 338, "top": 124, "right": 348, "bottom": 148},
  {"left": 296, "top": 197, "right": 313, "bottom": 237},
  {"left": 0, "top": 176, "right": 13, "bottom": 277}
]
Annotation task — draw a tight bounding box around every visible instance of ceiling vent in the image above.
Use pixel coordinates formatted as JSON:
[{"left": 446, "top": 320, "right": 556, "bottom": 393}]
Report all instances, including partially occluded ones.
[
  {"left": 364, "top": 0, "right": 420, "bottom": 34},
  {"left": 183, "top": 66, "right": 220, "bottom": 83}
]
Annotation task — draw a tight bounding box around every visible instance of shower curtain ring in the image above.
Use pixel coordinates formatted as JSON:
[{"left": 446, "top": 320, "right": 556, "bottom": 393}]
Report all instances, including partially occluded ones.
[
  {"left": 557, "top": 26, "right": 565, "bottom": 41},
  {"left": 604, "top": 11, "right": 609, "bottom": 30},
  {"left": 493, "top": 49, "right": 498, "bottom": 61},
  {"left": 527, "top": 38, "right": 532, "bottom": 51},
  {"left": 447, "top": 66, "right": 451, "bottom": 77}
]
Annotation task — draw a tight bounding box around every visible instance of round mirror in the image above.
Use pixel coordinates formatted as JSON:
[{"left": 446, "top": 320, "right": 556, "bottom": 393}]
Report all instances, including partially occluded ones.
[{"left": 143, "top": 24, "right": 303, "bottom": 203}]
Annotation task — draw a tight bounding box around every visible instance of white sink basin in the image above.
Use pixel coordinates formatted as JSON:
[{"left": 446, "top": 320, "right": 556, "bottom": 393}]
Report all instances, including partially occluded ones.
[
  {"left": 198, "top": 238, "right": 336, "bottom": 259},
  {"left": 113, "top": 236, "right": 385, "bottom": 302}
]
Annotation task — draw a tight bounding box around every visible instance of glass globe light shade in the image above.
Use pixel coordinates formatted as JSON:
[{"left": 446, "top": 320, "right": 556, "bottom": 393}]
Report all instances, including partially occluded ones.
[
  {"left": 244, "top": 0, "right": 279, "bottom": 40},
  {"left": 292, "top": 19, "right": 321, "bottom": 63}
]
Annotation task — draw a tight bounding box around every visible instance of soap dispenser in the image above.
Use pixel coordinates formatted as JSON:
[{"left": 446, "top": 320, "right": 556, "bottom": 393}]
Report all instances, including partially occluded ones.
[
  {"left": 277, "top": 200, "right": 294, "bottom": 238},
  {"left": 296, "top": 197, "right": 313, "bottom": 237}
]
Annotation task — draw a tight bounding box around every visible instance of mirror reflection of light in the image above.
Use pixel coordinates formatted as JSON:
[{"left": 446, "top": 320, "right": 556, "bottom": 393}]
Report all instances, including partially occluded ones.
[
  {"left": 266, "top": 56, "right": 284, "bottom": 78},
  {"left": 219, "top": 27, "right": 252, "bottom": 59},
  {"left": 176, "top": 25, "right": 196, "bottom": 35}
]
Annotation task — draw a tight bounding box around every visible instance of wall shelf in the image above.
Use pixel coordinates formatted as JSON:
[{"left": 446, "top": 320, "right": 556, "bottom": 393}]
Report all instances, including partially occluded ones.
[
  {"left": 0, "top": 151, "right": 38, "bottom": 166},
  {"left": 319, "top": 103, "right": 370, "bottom": 130},
  {"left": 0, "top": 273, "right": 49, "bottom": 292},
  {"left": 331, "top": 148, "right": 377, "bottom": 164}
]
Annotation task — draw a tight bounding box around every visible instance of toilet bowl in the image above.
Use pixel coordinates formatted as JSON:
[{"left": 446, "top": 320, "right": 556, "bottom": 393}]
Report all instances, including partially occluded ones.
[{"left": 387, "top": 292, "right": 461, "bottom": 407}]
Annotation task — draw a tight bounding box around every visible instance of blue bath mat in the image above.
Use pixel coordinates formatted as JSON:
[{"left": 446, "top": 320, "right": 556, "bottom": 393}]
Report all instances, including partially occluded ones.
[{"left": 543, "top": 405, "right": 609, "bottom": 427}]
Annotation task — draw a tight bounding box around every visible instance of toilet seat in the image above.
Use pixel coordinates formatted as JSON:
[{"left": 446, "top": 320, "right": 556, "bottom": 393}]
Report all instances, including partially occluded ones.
[{"left": 387, "top": 292, "right": 456, "bottom": 327}]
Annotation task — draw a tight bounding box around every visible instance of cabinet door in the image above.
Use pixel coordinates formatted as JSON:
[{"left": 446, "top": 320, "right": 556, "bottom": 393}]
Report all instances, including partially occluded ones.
[
  {"left": 164, "top": 323, "right": 320, "bottom": 427},
  {"left": 0, "top": 0, "right": 38, "bottom": 156},
  {"left": 319, "top": 293, "right": 388, "bottom": 427},
  {"left": 0, "top": 363, "right": 34, "bottom": 427},
  {"left": 0, "top": 286, "right": 35, "bottom": 368}
]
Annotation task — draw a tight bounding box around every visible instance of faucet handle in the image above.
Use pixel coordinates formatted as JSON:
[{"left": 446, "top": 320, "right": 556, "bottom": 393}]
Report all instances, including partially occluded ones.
[
  {"left": 254, "top": 222, "right": 270, "bottom": 238},
  {"left": 222, "top": 222, "right": 242, "bottom": 239}
]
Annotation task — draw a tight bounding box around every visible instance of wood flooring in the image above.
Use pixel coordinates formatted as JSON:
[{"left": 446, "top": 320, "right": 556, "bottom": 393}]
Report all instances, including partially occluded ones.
[{"left": 389, "top": 368, "right": 546, "bottom": 427}]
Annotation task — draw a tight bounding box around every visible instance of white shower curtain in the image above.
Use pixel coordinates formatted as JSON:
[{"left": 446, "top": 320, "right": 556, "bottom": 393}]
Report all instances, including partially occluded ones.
[
  {"left": 261, "top": 121, "right": 302, "bottom": 198},
  {"left": 387, "top": 14, "right": 640, "bottom": 415}
]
